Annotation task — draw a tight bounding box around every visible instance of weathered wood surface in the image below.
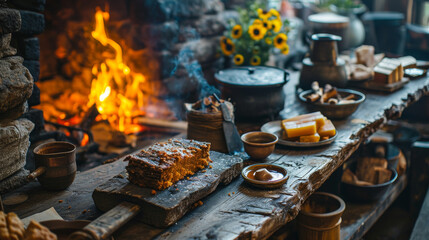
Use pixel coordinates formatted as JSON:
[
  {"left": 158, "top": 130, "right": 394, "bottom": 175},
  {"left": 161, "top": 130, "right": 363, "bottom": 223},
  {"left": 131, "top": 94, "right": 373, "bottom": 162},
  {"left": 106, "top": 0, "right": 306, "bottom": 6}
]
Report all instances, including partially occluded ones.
[
  {"left": 340, "top": 175, "right": 407, "bottom": 240},
  {"left": 3, "top": 73, "right": 429, "bottom": 239},
  {"left": 92, "top": 151, "right": 244, "bottom": 228}
]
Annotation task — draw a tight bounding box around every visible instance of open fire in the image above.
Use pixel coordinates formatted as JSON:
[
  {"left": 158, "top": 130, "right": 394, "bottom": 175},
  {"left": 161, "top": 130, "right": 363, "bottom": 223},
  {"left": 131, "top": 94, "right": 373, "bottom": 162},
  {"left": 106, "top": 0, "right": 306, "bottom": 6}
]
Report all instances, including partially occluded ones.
[
  {"left": 37, "top": 7, "right": 176, "bottom": 146},
  {"left": 89, "top": 8, "right": 146, "bottom": 134}
]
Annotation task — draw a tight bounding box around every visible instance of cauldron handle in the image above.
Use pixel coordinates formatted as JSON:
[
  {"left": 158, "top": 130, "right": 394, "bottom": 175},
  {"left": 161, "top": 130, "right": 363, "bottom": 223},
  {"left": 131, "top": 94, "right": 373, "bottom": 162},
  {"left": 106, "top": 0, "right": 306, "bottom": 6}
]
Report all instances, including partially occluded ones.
[
  {"left": 283, "top": 70, "right": 290, "bottom": 84},
  {"left": 27, "top": 167, "right": 46, "bottom": 181}
]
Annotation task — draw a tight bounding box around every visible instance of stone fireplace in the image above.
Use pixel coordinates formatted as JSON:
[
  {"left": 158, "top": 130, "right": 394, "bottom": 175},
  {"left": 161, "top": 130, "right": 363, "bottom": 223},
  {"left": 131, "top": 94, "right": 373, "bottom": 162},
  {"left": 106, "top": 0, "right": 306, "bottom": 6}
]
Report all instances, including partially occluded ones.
[{"left": 0, "top": 0, "right": 234, "bottom": 192}]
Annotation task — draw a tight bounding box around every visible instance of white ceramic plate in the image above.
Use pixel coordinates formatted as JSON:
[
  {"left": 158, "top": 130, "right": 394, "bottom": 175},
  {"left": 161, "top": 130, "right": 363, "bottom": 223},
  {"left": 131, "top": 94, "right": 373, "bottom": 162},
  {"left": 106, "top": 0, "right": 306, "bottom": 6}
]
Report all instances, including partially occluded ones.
[{"left": 260, "top": 120, "right": 337, "bottom": 147}]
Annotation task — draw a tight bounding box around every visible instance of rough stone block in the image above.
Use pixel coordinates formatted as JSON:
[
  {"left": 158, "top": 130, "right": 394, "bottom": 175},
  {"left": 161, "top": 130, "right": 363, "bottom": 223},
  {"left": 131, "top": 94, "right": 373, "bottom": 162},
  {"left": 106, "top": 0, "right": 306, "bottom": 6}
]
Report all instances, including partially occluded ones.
[
  {"left": 0, "top": 33, "right": 17, "bottom": 58},
  {"left": 0, "top": 168, "right": 30, "bottom": 194},
  {"left": 23, "top": 59, "right": 39, "bottom": 82},
  {"left": 0, "top": 102, "right": 28, "bottom": 124},
  {"left": 140, "top": 21, "right": 179, "bottom": 50},
  {"left": 0, "top": 8, "right": 21, "bottom": 34},
  {"left": 0, "top": 118, "right": 34, "bottom": 181},
  {"left": 0, "top": 56, "right": 33, "bottom": 114},
  {"left": 174, "top": 37, "right": 220, "bottom": 64},
  {"left": 130, "top": 0, "right": 224, "bottom": 23},
  {"left": 8, "top": 0, "right": 46, "bottom": 12},
  {"left": 27, "top": 83, "right": 40, "bottom": 107},
  {"left": 19, "top": 37, "right": 39, "bottom": 60},
  {"left": 180, "top": 14, "right": 226, "bottom": 41},
  {"left": 18, "top": 10, "right": 44, "bottom": 36}
]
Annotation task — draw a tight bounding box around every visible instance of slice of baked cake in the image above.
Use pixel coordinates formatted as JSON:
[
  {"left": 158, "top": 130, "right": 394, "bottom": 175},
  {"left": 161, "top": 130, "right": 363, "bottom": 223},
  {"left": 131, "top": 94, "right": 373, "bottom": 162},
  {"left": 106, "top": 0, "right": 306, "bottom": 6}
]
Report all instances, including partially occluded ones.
[{"left": 125, "top": 139, "right": 211, "bottom": 190}]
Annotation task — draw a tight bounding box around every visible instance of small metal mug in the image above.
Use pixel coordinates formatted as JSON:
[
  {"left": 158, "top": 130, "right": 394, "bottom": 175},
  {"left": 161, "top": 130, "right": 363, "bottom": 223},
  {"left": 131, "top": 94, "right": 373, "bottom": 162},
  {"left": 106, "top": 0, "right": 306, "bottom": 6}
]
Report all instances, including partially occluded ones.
[{"left": 28, "top": 141, "right": 77, "bottom": 190}]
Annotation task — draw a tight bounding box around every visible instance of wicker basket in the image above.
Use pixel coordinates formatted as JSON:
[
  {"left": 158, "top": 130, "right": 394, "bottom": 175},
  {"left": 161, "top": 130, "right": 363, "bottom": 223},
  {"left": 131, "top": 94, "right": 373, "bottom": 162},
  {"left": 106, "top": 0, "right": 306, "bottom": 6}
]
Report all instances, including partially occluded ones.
[{"left": 186, "top": 102, "right": 234, "bottom": 153}]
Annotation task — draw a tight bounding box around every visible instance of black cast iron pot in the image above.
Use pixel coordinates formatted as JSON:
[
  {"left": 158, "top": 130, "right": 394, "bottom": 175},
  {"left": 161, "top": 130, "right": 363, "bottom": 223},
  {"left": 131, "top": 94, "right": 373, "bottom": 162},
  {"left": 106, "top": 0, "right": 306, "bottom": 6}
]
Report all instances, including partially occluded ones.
[{"left": 215, "top": 66, "right": 289, "bottom": 120}]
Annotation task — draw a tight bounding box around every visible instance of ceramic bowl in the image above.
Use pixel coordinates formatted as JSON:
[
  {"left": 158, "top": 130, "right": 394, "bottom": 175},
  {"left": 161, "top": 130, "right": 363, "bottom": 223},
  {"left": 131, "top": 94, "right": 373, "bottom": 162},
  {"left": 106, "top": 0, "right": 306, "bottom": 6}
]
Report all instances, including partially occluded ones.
[
  {"left": 241, "top": 131, "right": 278, "bottom": 160},
  {"left": 298, "top": 192, "right": 346, "bottom": 228},
  {"left": 341, "top": 160, "right": 398, "bottom": 202},
  {"left": 241, "top": 163, "right": 289, "bottom": 189},
  {"left": 298, "top": 88, "right": 365, "bottom": 119}
]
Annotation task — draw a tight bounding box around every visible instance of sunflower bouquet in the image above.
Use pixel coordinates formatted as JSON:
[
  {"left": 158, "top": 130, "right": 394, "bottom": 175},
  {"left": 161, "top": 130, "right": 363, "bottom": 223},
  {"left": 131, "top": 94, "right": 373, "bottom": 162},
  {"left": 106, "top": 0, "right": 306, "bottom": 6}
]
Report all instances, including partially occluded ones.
[{"left": 220, "top": 6, "right": 289, "bottom": 66}]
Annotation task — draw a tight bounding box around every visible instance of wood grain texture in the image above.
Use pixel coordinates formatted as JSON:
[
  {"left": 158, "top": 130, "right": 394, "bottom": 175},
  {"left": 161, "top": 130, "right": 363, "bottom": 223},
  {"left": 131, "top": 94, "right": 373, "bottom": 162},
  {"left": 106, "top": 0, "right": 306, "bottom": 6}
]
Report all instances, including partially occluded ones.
[
  {"left": 4, "top": 73, "right": 429, "bottom": 240},
  {"left": 92, "top": 151, "right": 244, "bottom": 228}
]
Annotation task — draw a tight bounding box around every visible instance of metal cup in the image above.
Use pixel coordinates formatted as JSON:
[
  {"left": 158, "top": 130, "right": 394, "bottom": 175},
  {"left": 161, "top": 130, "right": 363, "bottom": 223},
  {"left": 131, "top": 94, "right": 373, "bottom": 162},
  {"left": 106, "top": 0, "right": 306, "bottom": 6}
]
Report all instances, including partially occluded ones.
[{"left": 28, "top": 141, "right": 77, "bottom": 190}]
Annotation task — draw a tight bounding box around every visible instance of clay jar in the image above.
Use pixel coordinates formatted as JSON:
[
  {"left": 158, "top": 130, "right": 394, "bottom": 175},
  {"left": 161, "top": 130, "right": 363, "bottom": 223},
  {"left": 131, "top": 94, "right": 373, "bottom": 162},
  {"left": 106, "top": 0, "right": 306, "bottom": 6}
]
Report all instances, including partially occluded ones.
[
  {"left": 29, "top": 141, "right": 77, "bottom": 190},
  {"left": 298, "top": 192, "right": 345, "bottom": 240},
  {"left": 299, "top": 33, "right": 348, "bottom": 90}
]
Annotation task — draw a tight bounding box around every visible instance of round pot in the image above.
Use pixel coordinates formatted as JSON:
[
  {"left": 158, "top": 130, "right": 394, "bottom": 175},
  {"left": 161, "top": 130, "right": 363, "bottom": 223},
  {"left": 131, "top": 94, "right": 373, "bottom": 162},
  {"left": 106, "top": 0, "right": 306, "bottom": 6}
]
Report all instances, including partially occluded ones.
[{"left": 215, "top": 66, "right": 289, "bottom": 120}]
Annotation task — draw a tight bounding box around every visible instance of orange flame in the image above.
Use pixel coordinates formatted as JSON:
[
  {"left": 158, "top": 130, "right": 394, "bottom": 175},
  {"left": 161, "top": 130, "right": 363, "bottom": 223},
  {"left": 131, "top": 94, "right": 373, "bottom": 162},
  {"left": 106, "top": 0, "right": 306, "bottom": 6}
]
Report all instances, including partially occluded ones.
[{"left": 89, "top": 8, "right": 146, "bottom": 132}]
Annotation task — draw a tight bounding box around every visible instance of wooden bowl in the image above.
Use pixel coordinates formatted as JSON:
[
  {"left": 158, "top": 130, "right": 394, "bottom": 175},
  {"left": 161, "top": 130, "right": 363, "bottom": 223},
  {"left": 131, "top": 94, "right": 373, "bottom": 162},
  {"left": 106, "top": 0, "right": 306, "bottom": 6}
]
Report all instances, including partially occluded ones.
[
  {"left": 298, "top": 89, "right": 365, "bottom": 119},
  {"left": 298, "top": 192, "right": 345, "bottom": 229},
  {"left": 241, "top": 164, "right": 288, "bottom": 189},
  {"left": 241, "top": 131, "right": 278, "bottom": 160}
]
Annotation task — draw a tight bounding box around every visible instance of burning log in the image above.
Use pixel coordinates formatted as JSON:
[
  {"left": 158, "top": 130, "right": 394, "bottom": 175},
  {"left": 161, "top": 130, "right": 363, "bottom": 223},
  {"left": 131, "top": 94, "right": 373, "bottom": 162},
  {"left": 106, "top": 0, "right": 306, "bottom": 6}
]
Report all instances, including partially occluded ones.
[
  {"left": 79, "top": 104, "right": 99, "bottom": 131},
  {"left": 136, "top": 117, "right": 187, "bottom": 131}
]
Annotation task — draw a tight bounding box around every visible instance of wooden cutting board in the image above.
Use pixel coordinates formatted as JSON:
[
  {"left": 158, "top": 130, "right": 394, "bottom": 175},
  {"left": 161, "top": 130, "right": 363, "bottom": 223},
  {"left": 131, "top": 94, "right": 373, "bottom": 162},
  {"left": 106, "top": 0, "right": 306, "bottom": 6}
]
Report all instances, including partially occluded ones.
[{"left": 92, "top": 151, "right": 244, "bottom": 228}]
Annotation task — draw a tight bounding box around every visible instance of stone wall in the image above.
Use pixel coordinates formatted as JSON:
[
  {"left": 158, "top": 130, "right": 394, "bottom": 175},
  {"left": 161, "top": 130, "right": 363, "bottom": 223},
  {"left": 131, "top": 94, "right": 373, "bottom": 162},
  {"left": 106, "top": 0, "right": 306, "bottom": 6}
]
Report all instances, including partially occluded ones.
[{"left": 0, "top": 0, "right": 35, "bottom": 193}]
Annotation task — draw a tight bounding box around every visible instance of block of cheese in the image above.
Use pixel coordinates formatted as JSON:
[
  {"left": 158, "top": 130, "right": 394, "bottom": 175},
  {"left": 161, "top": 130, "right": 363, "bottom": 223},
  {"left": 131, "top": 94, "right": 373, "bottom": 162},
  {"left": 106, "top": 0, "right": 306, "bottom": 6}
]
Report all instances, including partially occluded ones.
[
  {"left": 373, "top": 58, "right": 403, "bottom": 84},
  {"left": 398, "top": 56, "right": 417, "bottom": 69},
  {"left": 383, "top": 58, "right": 403, "bottom": 81},
  {"left": 355, "top": 45, "right": 375, "bottom": 67},
  {"left": 318, "top": 120, "right": 336, "bottom": 138},
  {"left": 282, "top": 112, "right": 326, "bottom": 130},
  {"left": 283, "top": 121, "right": 317, "bottom": 138},
  {"left": 373, "top": 66, "right": 394, "bottom": 84},
  {"left": 299, "top": 133, "right": 320, "bottom": 143}
]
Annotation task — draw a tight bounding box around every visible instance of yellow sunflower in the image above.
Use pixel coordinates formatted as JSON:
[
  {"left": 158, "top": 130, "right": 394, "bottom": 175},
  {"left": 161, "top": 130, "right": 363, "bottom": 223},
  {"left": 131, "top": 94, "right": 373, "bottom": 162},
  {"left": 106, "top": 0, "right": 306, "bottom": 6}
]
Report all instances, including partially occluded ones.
[
  {"left": 269, "top": 9, "right": 280, "bottom": 19},
  {"left": 257, "top": 8, "right": 271, "bottom": 20},
  {"left": 231, "top": 25, "right": 242, "bottom": 39},
  {"left": 248, "top": 24, "right": 267, "bottom": 41},
  {"left": 281, "top": 44, "right": 290, "bottom": 55},
  {"left": 274, "top": 33, "right": 288, "bottom": 49},
  {"left": 220, "top": 37, "right": 235, "bottom": 56},
  {"left": 262, "top": 20, "right": 273, "bottom": 30},
  {"left": 253, "top": 19, "right": 263, "bottom": 26},
  {"left": 233, "top": 54, "right": 244, "bottom": 65},
  {"left": 250, "top": 56, "right": 261, "bottom": 66},
  {"left": 265, "top": 37, "right": 273, "bottom": 45},
  {"left": 271, "top": 19, "right": 282, "bottom": 32}
]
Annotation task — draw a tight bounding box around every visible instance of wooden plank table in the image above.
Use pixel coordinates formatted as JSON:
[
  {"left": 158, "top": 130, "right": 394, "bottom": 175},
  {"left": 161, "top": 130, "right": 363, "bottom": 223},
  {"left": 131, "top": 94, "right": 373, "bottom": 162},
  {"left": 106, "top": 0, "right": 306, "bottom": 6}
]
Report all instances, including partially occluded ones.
[{"left": 3, "top": 72, "right": 429, "bottom": 239}]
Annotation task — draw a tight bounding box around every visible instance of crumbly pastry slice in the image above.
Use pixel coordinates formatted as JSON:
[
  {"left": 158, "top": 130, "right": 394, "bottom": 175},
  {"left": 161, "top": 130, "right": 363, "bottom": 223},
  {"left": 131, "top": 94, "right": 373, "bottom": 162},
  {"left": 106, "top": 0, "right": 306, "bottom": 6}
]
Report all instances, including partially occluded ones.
[
  {"left": 24, "top": 220, "right": 57, "bottom": 240},
  {"left": 126, "top": 138, "right": 211, "bottom": 190},
  {"left": 0, "top": 211, "right": 10, "bottom": 240},
  {"left": 6, "top": 212, "right": 25, "bottom": 240}
]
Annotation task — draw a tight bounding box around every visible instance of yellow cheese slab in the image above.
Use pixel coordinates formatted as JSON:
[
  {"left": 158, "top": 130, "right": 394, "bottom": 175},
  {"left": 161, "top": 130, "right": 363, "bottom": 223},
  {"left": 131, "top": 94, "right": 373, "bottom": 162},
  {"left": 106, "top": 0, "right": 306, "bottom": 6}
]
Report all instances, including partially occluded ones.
[
  {"left": 318, "top": 120, "right": 336, "bottom": 138},
  {"left": 284, "top": 121, "right": 317, "bottom": 138},
  {"left": 282, "top": 112, "right": 326, "bottom": 130},
  {"left": 299, "top": 133, "right": 320, "bottom": 143}
]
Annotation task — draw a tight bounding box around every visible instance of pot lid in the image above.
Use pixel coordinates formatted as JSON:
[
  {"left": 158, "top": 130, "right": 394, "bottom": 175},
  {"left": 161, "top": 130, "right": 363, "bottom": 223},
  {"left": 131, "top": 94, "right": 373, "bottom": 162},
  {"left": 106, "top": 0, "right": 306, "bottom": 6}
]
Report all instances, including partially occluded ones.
[{"left": 215, "top": 66, "right": 288, "bottom": 87}]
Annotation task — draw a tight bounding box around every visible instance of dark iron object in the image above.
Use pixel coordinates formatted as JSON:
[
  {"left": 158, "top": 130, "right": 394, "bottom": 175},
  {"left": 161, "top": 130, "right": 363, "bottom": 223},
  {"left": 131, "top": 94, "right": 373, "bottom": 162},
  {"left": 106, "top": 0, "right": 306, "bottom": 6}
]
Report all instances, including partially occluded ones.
[
  {"left": 299, "top": 34, "right": 348, "bottom": 90},
  {"left": 29, "top": 141, "right": 77, "bottom": 190},
  {"left": 213, "top": 94, "right": 243, "bottom": 154},
  {"left": 215, "top": 66, "right": 289, "bottom": 120}
]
